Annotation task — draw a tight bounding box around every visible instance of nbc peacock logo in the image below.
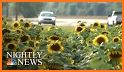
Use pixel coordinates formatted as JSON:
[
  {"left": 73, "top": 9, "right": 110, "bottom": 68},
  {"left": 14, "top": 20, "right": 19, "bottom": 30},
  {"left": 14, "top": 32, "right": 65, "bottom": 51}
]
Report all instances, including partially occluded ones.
[{"left": 7, "top": 58, "right": 17, "bottom": 65}]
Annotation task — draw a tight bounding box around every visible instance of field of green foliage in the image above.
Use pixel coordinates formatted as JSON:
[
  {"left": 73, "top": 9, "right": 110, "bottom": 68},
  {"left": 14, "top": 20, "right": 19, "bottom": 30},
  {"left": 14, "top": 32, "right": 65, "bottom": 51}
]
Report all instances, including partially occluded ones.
[{"left": 2, "top": 17, "right": 122, "bottom": 70}]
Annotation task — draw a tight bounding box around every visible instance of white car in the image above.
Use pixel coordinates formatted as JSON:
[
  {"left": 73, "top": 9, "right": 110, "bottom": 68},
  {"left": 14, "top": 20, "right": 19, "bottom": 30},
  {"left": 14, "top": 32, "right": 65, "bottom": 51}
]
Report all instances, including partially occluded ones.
[
  {"left": 38, "top": 11, "right": 56, "bottom": 25},
  {"left": 107, "top": 11, "right": 122, "bottom": 25}
]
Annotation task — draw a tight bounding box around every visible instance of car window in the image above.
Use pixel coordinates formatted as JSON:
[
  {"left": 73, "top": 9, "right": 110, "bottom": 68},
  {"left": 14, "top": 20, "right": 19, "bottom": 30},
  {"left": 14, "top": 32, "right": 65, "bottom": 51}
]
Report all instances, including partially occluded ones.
[
  {"left": 114, "top": 12, "right": 122, "bottom": 16},
  {"left": 41, "top": 13, "right": 54, "bottom": 17}
]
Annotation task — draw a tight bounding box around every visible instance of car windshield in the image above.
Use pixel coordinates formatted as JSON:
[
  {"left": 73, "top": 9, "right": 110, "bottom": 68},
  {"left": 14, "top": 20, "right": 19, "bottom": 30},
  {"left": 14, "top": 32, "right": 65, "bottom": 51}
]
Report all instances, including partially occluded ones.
[
  {"left": 114, "top": 12, "right": 122, "bottom": 15},
  {"left": 41, "top": 13, "right": 54, "bottom": 17}
]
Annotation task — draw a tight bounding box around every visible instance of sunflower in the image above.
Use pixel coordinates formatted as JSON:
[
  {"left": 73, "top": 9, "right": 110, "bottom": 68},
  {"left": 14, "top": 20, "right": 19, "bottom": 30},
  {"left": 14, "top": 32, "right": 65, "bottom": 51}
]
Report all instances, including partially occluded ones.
[
  {"left": 2, "top": 28, "right": 11, "bottom": 35},
  {"left": 100, "top": 24, "right": 107, "bottom": 29},
  {"left": 3, "top": 37, "right": 12, "bottom": 44},
  {"left": 47, "top": 26, "right": 56, "bottom": 31},
  {"left": 77, "top": 20, "right": 81, "bottom": 23},
  {"left": 92, "top": 22, "right": 100, "bottom": 28},
  {"left": 34, "top": 41, "right": 40, "bottom": 48},
  {"left": 15, "top": 29, "right": 23, "bottom": 34},
  {"left": 19, "top": 18, "right": 24, "bottom": 22},
  {"left": 20, "top": 35, "right": 30, "bottom": 42},
  {"left": 101, "top": 31, "right": 109, "bottom": 35},
  {"left": 93, "top": 35, "right": 108, "bottom": 46},
  {"left": 90, "top": 28, "right": 97, "bottom": 32},
  {"left": 6, "top": 43, "right": 16, "bottom": 51},
  {"left": 75, "top": 26, "right": 85, "bottom": 34},
  {"left": 48, "top": 42, "right": 64, "bottom": 53},
  {"left": 24, "top": 48, "right": 34, "bottom": 58},
  {"left": 79, "top": 22, "right": 86, "bottom": 27},
  {"left": 108, "top": 49, "right": 122, "bottom": 64},
  {"left": 113, "top": 37, "right": 120, "bottom": 43},
  {"left": 12, "top": 21, "right": 20, "bottom": 29},
  {"left": 24, "top": 22, "right": 31, "bottom": 29},
  {"left": 48, "top": 35, "right": 60, "bottom": 42},
  {"left": 24, "top": 48, "right": 34, "bottom": 52}
]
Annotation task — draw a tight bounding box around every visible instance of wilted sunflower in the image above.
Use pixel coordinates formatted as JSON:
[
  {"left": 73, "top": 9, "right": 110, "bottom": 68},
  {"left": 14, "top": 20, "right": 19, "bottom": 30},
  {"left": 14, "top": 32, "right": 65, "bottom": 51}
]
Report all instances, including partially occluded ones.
[
  {"left": 20, "top": 35, "right": 30, "bottom": 42},
  {"left": 100, "top": 24, "right": 107, "bottom": 29},
  {"left": 48, "top": 35, "right": 60, "bottom": 42},
  {"left": 108, "top": 49, "right": 122, "bottom": 64},
  {"left": 92, "top": 22, "right": 100, "bottom": 28},
  {"left": 113, "top": 37, "right": 120, "bottom": 43},
  {"left": 12, "top": 21, "right": 20, "bottom": 29},
  {"left": 75, "top": 26, "right": 85, "bottom": 34},
  {"left": 2, "top": 28, "right": 11, "bottom": 35},
  {"left": 93, "top": 35, "right": 108, "bottom": 45},
  {"left": 24, "top": 22, "right": 31, "bottom": 29},
  {"left": 48, "top": 42, "right": 64, "bottom": 53},
  {"left": 6, "top": 43, "right": 16, "bottom": 51}
]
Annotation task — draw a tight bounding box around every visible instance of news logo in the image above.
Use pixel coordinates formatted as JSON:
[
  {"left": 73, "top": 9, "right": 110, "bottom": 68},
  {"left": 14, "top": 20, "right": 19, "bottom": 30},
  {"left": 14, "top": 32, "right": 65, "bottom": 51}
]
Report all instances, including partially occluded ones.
[{"left": 7, "top": 58, "right": 17, "bottom": 65}]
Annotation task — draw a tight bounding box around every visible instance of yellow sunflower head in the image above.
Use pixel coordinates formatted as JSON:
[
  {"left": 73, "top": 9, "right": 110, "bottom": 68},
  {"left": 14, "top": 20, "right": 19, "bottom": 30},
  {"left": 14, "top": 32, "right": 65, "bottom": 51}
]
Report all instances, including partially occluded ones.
[
  {"left": 24, "top": 48, "right": 34, "bottom": 52},
  {"left": 100, "top": 24, "right": 107, "bottom": 29},
  {"left": 92, "top": 22, "right": 100, "bottom": 28},
  {"left": 113, "top": 37, "right": 120, "bottom": 43},
  {"left": 77, "top": 20, "right": 82, "bottom": 23},
  {"left": 20, "top": 35, "right": 30, "bottom": 42},
  {"left": 48, "top": 42, "right": 64, "bottom": 53},
  {"left": 93, "top": 35, "right": 108, "bottom": 46},
  {"left": 6, "top": 43, "right": 16, "bottom": 51},
  {"left": 101, "top": 31, "right": 110, "bottom": 36},
  {"left": 2, "top": 28, "right": 11, "bottom": 35},
  {"left": 47, "top": 26, "right": 56, "bottom": 31},
  {"left": 19, "top": 18, "right": 24, "bottom": 22},
  {"left": 3, "top": 37, "right": 12, "bottom": 44},
  {"left": 90, "top": 28, "right": 97, "bottom": 32},
  {"left": 24, "top": 22, "right": 31, "bottom": 29},
  {"left": 108, "top": 49, "right": 122, "bottom": 64},
  {"left": 15, "top": 29, "right": 23, "bottom": 34},
  {"left": 79, "top": 22, "right": 86, "bottom": 27},
  {"left": 34, "top": 41, "right": 40, "bottom": 48},
  {"left": 48, "top": 35, "right": 60, "bottom": 42},
  {"left": 12, "top": 21, "right": 20, "bottom": 29},
  {"left": 75, "top": 26, "right": 85, "bottom": 34}
]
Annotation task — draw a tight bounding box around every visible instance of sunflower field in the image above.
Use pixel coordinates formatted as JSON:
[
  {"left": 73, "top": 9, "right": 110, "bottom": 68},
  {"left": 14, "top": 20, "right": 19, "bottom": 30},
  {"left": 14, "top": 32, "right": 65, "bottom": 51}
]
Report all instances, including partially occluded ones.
[{"left": 2, "top": 17, "right": 122, "bottom": 70}]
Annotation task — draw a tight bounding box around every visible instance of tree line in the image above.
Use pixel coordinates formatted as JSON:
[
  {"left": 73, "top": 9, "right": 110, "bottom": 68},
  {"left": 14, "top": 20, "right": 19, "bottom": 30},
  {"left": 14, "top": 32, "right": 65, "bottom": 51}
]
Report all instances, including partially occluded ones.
[{"left": 2, "top": 2, "right": 122, "bottom": 18}]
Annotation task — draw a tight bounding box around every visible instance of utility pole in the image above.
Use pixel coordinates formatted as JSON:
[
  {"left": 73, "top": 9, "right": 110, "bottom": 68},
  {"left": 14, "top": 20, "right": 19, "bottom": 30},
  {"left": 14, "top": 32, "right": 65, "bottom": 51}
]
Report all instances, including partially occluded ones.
[
  {"left": 15, "top": 2, "right": 18, "bottom": 21},
  {"left": 6, "top": 2, "right": 9, "bottom": 17}
]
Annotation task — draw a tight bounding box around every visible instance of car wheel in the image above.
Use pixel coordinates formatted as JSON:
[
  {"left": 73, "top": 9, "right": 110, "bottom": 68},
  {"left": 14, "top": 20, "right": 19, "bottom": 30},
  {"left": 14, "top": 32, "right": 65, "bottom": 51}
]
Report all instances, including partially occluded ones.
[
  {"left": 113, "top": 21, "right": 115, "bottom": 25},
  {"left": 38, "top": 22, "right": 42, "bottom": 25},
  {"left": 52, "top": 22, "right": 55, "bottom": 25}
]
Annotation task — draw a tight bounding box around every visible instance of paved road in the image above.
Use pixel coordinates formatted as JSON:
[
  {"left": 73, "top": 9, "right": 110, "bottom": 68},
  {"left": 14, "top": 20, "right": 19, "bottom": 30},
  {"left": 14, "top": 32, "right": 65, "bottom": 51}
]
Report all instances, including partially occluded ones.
[{"left": 23, "top": 18, "right": 108, "bottom": 26}]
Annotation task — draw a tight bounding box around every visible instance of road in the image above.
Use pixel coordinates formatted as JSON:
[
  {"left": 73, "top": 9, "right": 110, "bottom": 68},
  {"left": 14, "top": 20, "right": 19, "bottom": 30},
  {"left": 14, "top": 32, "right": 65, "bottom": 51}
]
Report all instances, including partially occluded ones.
[{"left": 21, "top": 17, "right": 108, "bottom": 26}]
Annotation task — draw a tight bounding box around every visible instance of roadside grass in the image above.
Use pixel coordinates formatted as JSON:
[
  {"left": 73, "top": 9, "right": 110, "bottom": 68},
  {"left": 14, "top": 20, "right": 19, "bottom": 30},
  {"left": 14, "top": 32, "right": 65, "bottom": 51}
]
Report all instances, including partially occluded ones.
[{"left": 34, "top": 24, "right": 75, "bottom": 32}]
